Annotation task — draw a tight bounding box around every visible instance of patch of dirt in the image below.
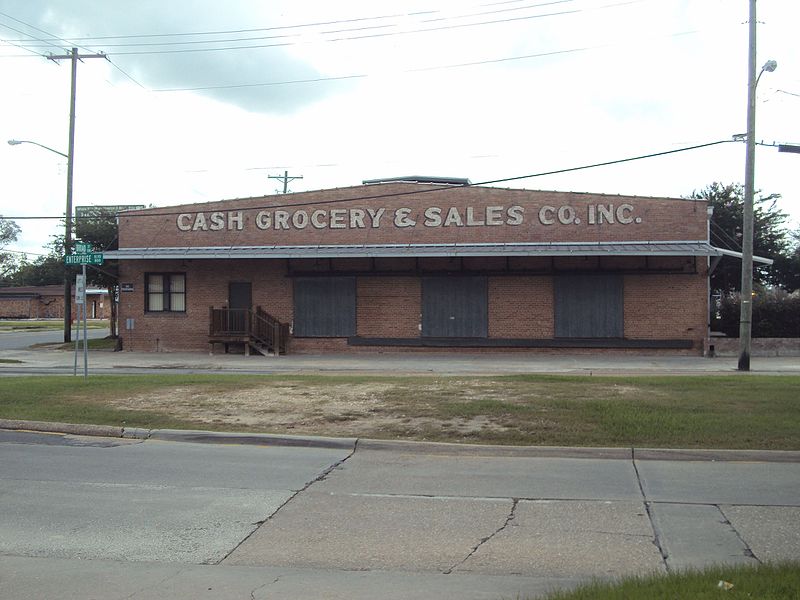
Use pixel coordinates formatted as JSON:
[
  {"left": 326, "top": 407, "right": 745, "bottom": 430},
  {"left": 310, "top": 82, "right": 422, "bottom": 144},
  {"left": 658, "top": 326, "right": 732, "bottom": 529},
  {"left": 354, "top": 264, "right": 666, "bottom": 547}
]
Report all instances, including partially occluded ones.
[{"left": 105, "top": 383, "right": 510, "bottom": 439}]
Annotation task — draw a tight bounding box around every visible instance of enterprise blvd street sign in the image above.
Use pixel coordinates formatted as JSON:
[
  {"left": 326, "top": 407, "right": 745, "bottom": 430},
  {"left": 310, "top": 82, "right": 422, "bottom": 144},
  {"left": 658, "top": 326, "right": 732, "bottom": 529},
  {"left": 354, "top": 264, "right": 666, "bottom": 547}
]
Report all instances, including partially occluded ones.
[{"left": 65, "top": 253, "right": 104, "bottom": 265}]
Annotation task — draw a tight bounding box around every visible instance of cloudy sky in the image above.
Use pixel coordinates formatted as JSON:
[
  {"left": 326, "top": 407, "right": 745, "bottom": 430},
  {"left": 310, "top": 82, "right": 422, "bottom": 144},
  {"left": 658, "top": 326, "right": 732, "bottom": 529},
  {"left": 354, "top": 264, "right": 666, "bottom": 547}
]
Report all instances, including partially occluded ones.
[{"left": 1, "top": 0, "right": 798, "bottom": 257}]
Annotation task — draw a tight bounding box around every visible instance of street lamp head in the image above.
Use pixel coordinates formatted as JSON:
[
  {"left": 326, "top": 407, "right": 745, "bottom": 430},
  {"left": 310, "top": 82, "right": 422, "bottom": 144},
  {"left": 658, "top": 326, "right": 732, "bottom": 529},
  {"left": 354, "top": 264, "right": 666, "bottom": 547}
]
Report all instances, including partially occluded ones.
[
  {"left": 762, "top": 60, "right": 777, "bottom": 73},
  {"left": 7, "top": 139, "right": 22, "bottom": 146}
]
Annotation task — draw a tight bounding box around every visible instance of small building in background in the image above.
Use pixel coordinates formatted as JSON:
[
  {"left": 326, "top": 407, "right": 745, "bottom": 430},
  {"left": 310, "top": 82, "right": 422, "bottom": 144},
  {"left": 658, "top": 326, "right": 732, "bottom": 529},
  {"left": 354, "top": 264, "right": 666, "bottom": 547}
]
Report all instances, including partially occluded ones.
[{"left": 0, "top": 285, "right": 110, "bottom": 320}]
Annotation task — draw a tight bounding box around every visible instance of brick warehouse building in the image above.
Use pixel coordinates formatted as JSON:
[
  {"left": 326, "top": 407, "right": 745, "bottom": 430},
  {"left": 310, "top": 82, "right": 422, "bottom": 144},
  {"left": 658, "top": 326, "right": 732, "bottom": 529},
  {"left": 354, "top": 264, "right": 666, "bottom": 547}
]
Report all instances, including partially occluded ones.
[{"left": 106, "top": 178, "right": 747, "bottom": 356}]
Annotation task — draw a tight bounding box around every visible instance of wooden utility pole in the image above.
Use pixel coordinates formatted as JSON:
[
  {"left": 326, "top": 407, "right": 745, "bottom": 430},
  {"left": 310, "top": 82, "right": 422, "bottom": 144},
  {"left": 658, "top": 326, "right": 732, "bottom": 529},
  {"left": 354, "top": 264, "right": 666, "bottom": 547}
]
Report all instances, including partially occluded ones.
[
  {"left": 47, "top": 48, "right": 107, "bottom": 343},
  {"left": 269, "top": 170, "right": 303, "bottom": 194}
]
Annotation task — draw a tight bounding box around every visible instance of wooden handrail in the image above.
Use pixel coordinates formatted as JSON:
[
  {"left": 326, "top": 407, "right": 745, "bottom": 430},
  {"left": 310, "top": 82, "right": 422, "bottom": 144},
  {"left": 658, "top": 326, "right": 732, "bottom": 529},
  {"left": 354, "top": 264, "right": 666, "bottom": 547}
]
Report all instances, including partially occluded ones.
[{"left": 209, "top": 306, "right": 288, "bottom": 354}]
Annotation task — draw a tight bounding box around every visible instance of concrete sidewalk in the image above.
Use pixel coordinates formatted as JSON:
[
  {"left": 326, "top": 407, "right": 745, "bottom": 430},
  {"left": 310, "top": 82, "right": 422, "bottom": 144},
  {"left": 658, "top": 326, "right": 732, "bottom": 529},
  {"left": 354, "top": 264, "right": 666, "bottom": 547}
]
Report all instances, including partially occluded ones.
[
  {"left": 2, "top": 346, "right": 799, "bottom": 375},
  {"left": 1, "top": 429, "right": 799, "bottom": 600}
]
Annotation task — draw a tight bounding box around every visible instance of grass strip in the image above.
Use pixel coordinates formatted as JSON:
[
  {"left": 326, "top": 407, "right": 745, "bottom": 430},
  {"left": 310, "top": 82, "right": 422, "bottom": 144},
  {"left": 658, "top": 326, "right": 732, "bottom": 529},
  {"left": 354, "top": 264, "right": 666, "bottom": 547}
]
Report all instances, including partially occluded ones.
[
  {"left": 543, "top": 561, "right": 800, "bottom": 600},
  {"left": 0, "top": 374, "right": 798, "bottom": 449},
  {"left": 0, "top": 320, "right": 108, "bottom": 331}
]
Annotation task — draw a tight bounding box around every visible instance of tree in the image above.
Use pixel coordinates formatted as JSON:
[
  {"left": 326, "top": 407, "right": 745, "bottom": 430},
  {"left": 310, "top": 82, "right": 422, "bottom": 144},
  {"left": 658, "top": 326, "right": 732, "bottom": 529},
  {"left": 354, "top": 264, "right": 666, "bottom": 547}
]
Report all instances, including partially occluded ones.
[
  {"left": 0, "top": 217, "right": 21, "bottom": 282},
  {"left": 7, "top": 233, "right": 68, "bottom": 287},
  {"left": 771, "top": 227, "right": 800, "bottom": 293},
  {"left": 75, "top": 208, "right": 120, "bottom": 338},
  {"left": 691, "top": 183, "right": 789, "bottom": 293}
]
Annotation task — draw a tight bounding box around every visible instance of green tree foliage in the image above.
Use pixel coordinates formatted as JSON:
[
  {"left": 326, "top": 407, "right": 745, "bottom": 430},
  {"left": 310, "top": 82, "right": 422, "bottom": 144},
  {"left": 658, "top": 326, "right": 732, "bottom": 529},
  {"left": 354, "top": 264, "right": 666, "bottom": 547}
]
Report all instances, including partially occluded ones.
[
  {"left": 692, "top": 183, "right": 789, "bottom": 293},
  {"left": 0, "top": 217, "right": 21, "bottom": 281},
  {"left": 5, "top": 233, "right": 67, "bottom": 287}
]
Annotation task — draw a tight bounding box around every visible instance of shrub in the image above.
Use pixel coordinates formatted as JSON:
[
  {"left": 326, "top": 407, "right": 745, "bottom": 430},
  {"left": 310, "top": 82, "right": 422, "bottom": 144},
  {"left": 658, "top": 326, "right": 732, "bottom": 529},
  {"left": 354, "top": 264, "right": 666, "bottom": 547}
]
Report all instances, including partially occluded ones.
[{"left": 717, "top": 289, "right": 800, "bottom": 337}]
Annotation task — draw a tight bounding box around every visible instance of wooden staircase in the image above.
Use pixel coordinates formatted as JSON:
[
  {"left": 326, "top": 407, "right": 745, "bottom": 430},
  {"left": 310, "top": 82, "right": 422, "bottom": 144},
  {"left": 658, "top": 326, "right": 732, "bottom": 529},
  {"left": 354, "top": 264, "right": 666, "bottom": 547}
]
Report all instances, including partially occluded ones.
[{"left": 209, "top": 306, "right": 289, "bottom": 356}]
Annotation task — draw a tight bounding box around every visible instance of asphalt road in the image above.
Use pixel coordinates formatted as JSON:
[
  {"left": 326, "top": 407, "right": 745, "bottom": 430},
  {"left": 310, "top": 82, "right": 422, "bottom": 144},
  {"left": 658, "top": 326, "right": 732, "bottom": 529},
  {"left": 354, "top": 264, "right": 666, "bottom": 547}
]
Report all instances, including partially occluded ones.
[
  {"left": 0, "top": 430, "right": 798, "bottom": 599},
  {"left": 0, "top": 327, "right": 107, "bottom": 351}
]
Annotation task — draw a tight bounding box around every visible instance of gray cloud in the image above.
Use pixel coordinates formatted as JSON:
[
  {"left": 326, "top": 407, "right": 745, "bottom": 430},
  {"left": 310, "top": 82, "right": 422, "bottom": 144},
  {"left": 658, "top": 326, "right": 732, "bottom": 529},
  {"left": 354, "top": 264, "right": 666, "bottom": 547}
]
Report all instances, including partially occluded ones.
[{"left": 1, "top": 0, "right": 353, "bottom": 113}]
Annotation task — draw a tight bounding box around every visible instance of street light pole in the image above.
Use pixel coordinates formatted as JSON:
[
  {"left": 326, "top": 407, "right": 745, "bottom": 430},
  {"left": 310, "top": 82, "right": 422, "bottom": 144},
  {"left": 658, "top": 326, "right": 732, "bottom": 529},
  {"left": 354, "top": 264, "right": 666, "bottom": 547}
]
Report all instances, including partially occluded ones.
[
  {"left": 738, "top": 0, "right": 776, "bottom": 372},
  {"left": 7, "top": 140, "right": 68, "bottom": 158}
]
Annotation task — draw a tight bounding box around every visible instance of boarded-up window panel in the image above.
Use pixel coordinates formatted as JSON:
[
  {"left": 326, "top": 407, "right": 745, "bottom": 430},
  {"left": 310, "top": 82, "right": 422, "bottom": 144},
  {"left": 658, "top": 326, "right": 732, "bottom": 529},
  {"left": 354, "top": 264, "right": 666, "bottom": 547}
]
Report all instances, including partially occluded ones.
[
  {"left": 422, "top": 277, "right": 487, "bottom": 338},
  {"left": 294, "top": 277, "right": 356, "bottom": 337},
  {"left": 554, "top": 275, "right": 623, "bottom": 338}
]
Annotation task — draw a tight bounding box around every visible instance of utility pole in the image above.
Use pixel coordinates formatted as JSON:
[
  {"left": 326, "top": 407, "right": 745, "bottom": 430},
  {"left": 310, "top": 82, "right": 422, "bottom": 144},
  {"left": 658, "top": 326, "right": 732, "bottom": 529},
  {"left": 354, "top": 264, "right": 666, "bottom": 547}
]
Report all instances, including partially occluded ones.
[
  {"left": 738, "top": 0, "right": 777, "bottom": 371},
  {"left": 47, "top": 48, "right": 107, "bottom": 343},
  {"left": 268, "top": 170, "right": 303, "bottom": 194}
]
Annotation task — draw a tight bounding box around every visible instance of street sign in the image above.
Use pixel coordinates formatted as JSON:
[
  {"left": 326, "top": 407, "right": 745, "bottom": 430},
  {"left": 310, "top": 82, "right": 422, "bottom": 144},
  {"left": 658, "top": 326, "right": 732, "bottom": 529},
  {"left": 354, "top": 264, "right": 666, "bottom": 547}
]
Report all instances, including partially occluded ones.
[
  {"left": 75, "top": 242, "right": 92, "bottom": 254},
  {"left": 75, "top": 274, "right": 85, "bottom": 305},
  {"left": 64, "top": 253, "right": 104, "bottom": 265}
]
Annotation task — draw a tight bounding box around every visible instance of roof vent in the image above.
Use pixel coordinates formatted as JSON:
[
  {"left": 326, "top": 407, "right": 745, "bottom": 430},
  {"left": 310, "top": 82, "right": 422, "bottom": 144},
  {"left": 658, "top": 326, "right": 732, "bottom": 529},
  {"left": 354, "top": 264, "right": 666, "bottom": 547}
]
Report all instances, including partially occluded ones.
[{"left": 362, "top": 175, "right": 471, "bottom": 186}]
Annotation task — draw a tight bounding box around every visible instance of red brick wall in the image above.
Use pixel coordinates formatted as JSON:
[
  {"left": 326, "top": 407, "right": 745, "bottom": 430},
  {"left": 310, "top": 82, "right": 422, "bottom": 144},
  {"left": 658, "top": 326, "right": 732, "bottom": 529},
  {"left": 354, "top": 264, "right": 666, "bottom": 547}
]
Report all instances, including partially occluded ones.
[
  {"left": 0, "top": 299, "right": 35, "bottom": 319},
  {"left": 624, "top": 264, "right": 708, "bottom": 349},
  {"left": 119, "top": 257, "right": 707, "bottom": 354},
  {"left": 119, "top": 184, "right": 709, "bottom": 249},
  {"left": 357, "top": 278, "right": 421, "bottom": 338},
  {"left": 489, "top": 277, "right": 554, "bottom": 338},
  {"left": 118, "top": 259, "right": 291, "bottom": 352},
  {"left": 0, "top": 295, "right": 108, "bottom": 320}
]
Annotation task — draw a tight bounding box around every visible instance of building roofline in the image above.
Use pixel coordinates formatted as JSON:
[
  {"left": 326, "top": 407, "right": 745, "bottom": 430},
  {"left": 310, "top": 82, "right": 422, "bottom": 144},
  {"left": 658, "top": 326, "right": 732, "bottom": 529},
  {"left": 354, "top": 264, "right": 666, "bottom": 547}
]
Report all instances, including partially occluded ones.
[{"left": 118, "top": 182, "right": 705, "bottom": 216}]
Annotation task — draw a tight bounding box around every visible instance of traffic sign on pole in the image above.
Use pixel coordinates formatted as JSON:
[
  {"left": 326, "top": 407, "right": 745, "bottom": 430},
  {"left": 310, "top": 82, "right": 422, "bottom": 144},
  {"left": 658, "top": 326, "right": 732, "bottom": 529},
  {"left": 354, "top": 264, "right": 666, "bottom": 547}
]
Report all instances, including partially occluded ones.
[
  {"left": 64, "top": 253, "right": 103, "bottom": 265},
  {"left": 75, "top": 242, "right": 92, "bottom": 254},
  {"left": 75, "top": 274, "right": 85, "bottom": 305}
]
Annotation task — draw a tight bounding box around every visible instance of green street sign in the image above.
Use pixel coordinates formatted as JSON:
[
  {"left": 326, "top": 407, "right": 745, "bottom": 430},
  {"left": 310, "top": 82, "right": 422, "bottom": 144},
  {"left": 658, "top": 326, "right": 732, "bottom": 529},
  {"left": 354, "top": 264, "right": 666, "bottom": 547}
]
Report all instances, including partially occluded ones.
[
  {"left": 65, "top": 253, "right": 104, "bottom": 265},
  {"left": 75, "top": 242, "right": 92, "bottom": 254}
]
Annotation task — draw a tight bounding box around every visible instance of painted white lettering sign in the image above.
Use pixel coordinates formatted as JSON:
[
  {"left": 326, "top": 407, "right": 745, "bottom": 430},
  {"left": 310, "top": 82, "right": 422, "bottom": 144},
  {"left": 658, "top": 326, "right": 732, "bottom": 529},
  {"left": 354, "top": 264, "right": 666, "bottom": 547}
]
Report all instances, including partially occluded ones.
[{"left": 175, "top": 204, "right": 642, "bottom": 232}]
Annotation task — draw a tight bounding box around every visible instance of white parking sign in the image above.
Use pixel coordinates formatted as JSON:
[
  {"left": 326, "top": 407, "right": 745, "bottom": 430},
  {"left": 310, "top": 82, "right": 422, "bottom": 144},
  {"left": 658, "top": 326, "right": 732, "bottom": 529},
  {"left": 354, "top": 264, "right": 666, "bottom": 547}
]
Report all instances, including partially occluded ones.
[{"left": 75, "top": 274, "right": 85, "bottom": 305}]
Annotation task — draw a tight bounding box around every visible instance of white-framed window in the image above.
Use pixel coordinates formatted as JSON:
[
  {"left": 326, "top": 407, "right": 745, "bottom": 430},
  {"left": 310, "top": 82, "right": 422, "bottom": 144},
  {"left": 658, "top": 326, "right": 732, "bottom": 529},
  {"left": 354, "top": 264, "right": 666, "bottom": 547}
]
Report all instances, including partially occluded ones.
[{"left": 146, "top": 273, "right": 186, "bottom": 313}]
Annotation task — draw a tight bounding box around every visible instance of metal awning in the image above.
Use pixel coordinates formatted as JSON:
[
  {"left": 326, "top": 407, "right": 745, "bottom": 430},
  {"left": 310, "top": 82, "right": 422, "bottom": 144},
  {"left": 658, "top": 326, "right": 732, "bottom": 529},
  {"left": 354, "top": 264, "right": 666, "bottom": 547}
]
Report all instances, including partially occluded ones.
[
  {"left": 105, "top": 241, "right": 730, "bottom": 260},
  {"left": 714, "top": 248, "right": 773, "bottom": 265}
]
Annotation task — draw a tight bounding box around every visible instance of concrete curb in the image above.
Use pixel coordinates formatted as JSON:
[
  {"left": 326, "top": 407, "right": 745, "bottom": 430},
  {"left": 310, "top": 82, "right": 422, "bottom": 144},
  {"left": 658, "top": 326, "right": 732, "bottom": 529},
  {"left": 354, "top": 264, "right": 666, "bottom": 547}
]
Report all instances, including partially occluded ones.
[
  {"left": 148, "top": 428, "right": 357, "bottom": 450},
  {"left": 0, "top": 419, "right": 355, "bottom": 450},
  {"left": 357, "top": 438, "right": 633, "bottom": 459},
  {"left": 2, "top": 419, "right": 799, "bottom": 461},
  {"left": 0, "top": 419, "right": 124, "bottom": 439},
  {"left": 633, "top": 447, "right": 800, "bottom": 463}
]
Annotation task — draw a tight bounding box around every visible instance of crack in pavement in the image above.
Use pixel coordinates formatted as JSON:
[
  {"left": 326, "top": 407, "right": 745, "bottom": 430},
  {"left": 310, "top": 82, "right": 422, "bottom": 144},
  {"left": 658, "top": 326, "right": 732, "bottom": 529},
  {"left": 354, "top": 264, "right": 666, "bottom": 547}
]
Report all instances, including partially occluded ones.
[
  {"left": 443, "top": 498, "right": 519, "bottom": 575},
  {"left": 584, "top": 530, "right": 653, "bottom": 539},
  {"left": 119, "top": 567, "right": 186, "bottom": 599},
  {"left": 631, "top": 448, "right": 670, "bottom": 572},
  {"left": 217, "top": 440, "right": 360, "bottom": 565},
  {"left": 250, "top": 575, "right": 281, "bottom": 599},
  {"left": 716, "top": 504, "right": 761, "bottom": 563}
]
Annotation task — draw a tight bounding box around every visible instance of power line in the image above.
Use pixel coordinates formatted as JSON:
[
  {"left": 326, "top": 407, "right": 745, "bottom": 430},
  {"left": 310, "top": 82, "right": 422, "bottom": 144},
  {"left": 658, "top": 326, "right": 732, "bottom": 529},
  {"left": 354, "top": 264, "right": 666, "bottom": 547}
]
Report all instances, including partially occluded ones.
[
  {"left": 0, "top": 34, "right": 49, "bottom": 58},
  {"left": 3, "top": 139, "right": 732, "bottom": 220},
  {"left": 15, "top": 2, "right": 580, "bottom": 50},
  {"left": 1, "top": 0, "right": 645, "bottom": 56},
  {"left": 92, "top": 9, "right": 584, "bottom": 56},
  {"left": 151, "top": 27, "right": 701, "bottom": 93},
  {"left": 710, "top": 221, "right": 742, "bottom": 252},
  {"left": 150, "top": 45, "right": 594, "bottom": 92},
  {"left": 0, "top": 1, "right": 574, "bottom": 46},
  {"left": 106, "top": 58, "right": 146, "bottom": 89},
  {"left": 0, "top": 248, "right": 49, "bottom": 256},
  {"left": 0, "top": 10, "right": 93, "bottom": 54},
  {"left": 269, "top": 171, "right": 304, "bottom": 194}
]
